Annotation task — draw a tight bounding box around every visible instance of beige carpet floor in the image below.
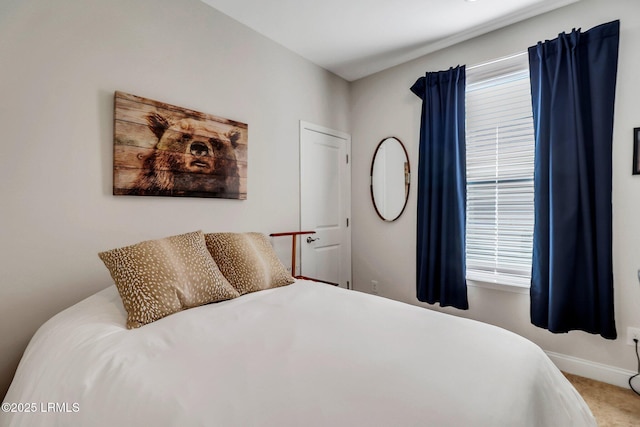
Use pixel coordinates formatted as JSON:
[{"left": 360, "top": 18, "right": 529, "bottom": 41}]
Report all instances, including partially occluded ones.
[{"left": 564, "top": 373, "right": 640, "bottom": 426}]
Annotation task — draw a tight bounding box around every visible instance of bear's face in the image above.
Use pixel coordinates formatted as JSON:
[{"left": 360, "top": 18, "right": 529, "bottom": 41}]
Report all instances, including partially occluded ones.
[
  {"left": 155, "top": 118, "right": 216, "bottom": 174},
  {"left": 146, "top": 114, "right": 240, "bottom": 176},
  {"left": 138, "top": 113, "right": 242, "bottom": 195}
]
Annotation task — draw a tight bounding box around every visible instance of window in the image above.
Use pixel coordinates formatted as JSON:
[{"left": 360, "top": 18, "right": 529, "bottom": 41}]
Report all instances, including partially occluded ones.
[{"left": 465, "top": 53, "right": 535, "bottom": 288}]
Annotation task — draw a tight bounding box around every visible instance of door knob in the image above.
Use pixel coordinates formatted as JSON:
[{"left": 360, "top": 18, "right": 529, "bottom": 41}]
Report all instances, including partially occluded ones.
[{"left": 306, "top": 236, "right": 319, "bottom": 244}]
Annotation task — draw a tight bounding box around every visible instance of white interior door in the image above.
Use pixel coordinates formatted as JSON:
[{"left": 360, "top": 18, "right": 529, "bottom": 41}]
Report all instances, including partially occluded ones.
[{"left": 300, "top": 121, "right": 351, "bottom": 289}]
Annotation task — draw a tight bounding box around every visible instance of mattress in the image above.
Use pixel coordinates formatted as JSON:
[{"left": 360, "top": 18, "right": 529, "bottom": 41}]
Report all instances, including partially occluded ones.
[{"left": 1, "top": 279, "right": 595, "bottom": 426}]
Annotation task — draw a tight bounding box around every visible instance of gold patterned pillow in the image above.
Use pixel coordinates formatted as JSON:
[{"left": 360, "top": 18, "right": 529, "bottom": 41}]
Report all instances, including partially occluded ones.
[
  {"left": 99, "top": 230, "right": 239, "bottom": 329},
  {"left": 204, "top": 232, "right": 295, "bottom": 295}
]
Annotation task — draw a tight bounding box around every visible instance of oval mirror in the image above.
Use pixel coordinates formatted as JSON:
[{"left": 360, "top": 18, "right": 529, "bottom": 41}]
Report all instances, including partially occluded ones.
[{"left": 370, "top": 137, "right": 410, "bottom": 221}]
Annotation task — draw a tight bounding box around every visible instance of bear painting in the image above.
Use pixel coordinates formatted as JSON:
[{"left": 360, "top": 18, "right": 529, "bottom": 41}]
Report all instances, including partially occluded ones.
[{"left": 113, "top": 92, "right": 247, "bottom": 199}]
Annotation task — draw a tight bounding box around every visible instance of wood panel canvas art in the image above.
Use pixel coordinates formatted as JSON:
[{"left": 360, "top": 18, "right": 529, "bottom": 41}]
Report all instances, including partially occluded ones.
[{"left": 113, "top": 91, "right": 247, "bottom": 199}]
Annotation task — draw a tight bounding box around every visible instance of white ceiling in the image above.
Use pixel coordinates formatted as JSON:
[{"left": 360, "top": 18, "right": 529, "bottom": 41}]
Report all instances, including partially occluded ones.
[{"left": 200, "top": 0, "right": 579, "bottom": 81}]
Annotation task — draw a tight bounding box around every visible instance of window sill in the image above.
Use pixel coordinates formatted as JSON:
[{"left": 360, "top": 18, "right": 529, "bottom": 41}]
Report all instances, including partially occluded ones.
[{"left": 467, "top": 279, "right": 530, "bottom": 295}]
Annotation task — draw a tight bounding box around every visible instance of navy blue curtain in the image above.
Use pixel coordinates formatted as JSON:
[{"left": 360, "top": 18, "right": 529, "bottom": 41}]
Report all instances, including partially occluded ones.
[
  {"left": 528, "top": 21, "right": 619, "bottom": 339},
  {"left": 410, "top": 66, "right": 468, "bottom": 310}
]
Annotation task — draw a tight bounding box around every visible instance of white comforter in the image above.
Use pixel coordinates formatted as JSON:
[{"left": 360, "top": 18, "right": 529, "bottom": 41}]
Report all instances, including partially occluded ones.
[{"left": 1, "top": 280, "right": 594, "bottom": 426}]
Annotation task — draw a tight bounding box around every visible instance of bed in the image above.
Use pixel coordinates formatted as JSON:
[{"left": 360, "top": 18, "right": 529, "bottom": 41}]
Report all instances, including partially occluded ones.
[{"left": 2, "top": 278, "right": 594, "bottom": 426}]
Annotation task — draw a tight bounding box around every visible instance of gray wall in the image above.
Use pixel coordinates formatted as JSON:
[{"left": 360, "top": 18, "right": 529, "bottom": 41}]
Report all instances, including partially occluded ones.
[
  {"left": 0, "top": 0, "right": 350, "bottom": 398},
  {"left": 351, "top": 0, "right": 640, "bottom": 385}
]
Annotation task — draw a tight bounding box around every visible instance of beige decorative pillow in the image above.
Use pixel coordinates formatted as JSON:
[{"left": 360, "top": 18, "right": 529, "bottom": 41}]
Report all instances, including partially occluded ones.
[
  {"left": 98, "top": 230, "right": 239, "bottom": 329},
  {"left": 204, "top": 232, "right": 295, "bottom": 295}
]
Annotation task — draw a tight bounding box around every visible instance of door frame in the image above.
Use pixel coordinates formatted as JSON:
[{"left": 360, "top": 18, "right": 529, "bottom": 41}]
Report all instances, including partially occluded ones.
[{"left": 299, "top": 121, "right": 352, "bottom": 289}]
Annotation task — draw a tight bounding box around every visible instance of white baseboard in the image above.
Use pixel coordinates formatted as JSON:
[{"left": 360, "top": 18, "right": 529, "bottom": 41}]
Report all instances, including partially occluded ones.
[{"left": 545, "top": 350, "right": 636, "bottom": 389}]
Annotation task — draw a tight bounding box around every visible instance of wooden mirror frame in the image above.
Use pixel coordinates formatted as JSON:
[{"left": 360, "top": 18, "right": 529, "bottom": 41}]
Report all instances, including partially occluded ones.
[{"left": 370, "top": 136, "right": 410, "bottom": 222}]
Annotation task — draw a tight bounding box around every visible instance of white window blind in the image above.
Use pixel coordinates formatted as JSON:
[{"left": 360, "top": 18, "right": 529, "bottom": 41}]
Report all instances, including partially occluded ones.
[{"left": 465, "top": 53, "right": 535, "bottom": 288}]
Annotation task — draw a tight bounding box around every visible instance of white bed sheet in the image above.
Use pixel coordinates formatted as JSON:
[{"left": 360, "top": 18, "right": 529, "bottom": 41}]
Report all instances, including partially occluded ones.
[{"left": 1, "top": 280, "right": 594, "bottom": 426}]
